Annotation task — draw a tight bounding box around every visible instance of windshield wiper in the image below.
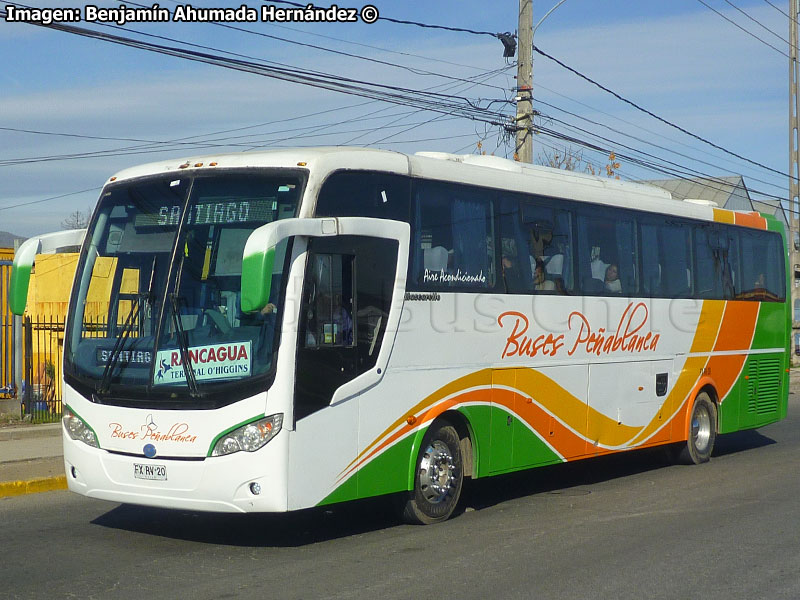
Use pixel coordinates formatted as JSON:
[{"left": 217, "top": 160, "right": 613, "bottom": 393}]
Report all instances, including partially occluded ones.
[
  {"left": 168, "top": 293, "right": 201, "bottom": 398},
  {"left": 96, "top": 299, "right": 141, "bottom": 396},
  {"left": 96, "top": 256, "right": 157, "bottom": 397}
]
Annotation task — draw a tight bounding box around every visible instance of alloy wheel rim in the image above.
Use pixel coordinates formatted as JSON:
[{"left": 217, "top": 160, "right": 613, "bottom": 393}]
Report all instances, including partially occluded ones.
[
  {"left": 691, "top": 404, "right": 712, "bottom": 452},
  {"left": 419, "top": 440, "right": 458, "bottom": 504}
]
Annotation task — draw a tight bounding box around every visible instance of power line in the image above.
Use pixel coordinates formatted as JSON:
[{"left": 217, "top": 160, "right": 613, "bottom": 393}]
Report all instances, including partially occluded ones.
[
  {"left": 0, "top": 9, "right": 513, "bottom": 128},
  {"left": 532, "top": 42, "right": 793, "bottom": 181},
  {"left": 0, "top": 62, "right": 513, "bottom": 164},
  {"left": 264, "top": 22, "right": 490, "bottom": 72},
  {"left": 695, "top": 0, "right": 790, "bottom": 57},
  {"left": 0, "top": 186, "right": 101, "bottom": 211},
  {"left": 539, "top": 111, "right": 789, "bottom": 202},
  {"left": 314, "top": 2, "right": 793, "bottom": 183},
  {"left": 534, "top": 118, "right": 793, "bottom": 217},
  {"left": 720, "top": 0, "right": 791, "bottom": 46},
  {"left": 532, "top": 80, "right": 786, "bottom": 190},
  {"left": 762, "top": 0, "right": 792, "bottom": 21},
  {"left": 534, "top": 97, "right": 788, "bottom": 195},
  {"left": 269, "top": 0, "right": 517, "bottom": 57},
  {"left": 118, "top": 0, "right": 512, "bottom": 93},
  {"left": 269, "top": 0, "right": 501, "bottom": 37},
  {"left": 2, "top": 1, "right": 789, "bottom": 218}
]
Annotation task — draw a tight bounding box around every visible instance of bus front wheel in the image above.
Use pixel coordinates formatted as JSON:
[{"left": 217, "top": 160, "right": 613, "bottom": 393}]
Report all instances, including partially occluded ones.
[
  {"left": 677, "top": 392, "right": 717, "bottom": 465},
  {"left": 403, "top": 421, "right": 464, "bottom": 525}
]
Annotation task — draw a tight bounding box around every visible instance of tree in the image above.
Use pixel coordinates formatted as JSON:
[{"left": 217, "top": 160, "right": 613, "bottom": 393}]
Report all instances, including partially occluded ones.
[
  {"left": 61, "top": 207, "right": 92, "bottom": 230},
  {"left": 537, "top": 146, "right": 621, "bottom": 180},
  {"left": 537, "top": 146, "right": 589, "bottom": 171}
]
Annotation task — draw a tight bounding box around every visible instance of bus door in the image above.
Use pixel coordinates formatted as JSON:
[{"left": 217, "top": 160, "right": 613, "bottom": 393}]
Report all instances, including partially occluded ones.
[
  {"left": 294, "top": 235, "right": 400, "bottom": 422},
  {"left": 282, "top": 218, "right": 408, "bottom": 507}
]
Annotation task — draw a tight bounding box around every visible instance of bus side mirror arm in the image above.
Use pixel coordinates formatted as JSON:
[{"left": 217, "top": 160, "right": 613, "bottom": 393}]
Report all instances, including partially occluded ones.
[
  {"left": 241, "top": 218, "right": 338, "bottom": 313},
  {"left": 9, "top": 228, "right": 86, "bottom": 316}
]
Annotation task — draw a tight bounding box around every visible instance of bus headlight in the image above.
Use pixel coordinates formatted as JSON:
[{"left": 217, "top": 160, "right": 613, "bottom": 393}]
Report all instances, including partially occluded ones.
[
  {"left": 211, "top": 414, "right": 283, "bottom": 457},
  {"left": 63, "top": 407, "right": 99, "bottom": 449}
]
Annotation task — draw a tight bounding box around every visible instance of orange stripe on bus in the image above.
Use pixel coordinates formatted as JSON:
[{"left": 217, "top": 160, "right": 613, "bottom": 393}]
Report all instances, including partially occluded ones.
[
  {"left": 491, "top": 387, "right": 594, "bottom": 460},
  {"left": 344, "top": 299, "right": 731, "bottom": 477},
  {"left": 343, "top": 369, "right": 493, "bottom": 472},
  {"left": 714, "top": 302, "right": 759, "bottom": 351},
  {"left": 337, "top": 388, "right": 489, "bottom": 482},
  {"left": 513, "top": 368, "right": 640, "bottom": 448},
  {"left": 704, "top": 302, "right": 759, "bottom": 402},
  {"left": 690, "top": 300, "right": 725, "bottom": 354},
  {"left": 734, "top": 212, "right": 767, "bottom": 230}
]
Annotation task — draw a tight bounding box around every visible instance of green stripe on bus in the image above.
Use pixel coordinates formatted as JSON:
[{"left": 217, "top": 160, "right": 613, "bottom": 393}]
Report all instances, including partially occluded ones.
[{"left": 318, "top": 405, "right": 563, "bottom": 506}]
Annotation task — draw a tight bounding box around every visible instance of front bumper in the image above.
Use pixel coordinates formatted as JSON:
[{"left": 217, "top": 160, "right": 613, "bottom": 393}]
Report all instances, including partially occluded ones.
[{"left": 63, "top": 430, "right": 289, "bottom": 513}]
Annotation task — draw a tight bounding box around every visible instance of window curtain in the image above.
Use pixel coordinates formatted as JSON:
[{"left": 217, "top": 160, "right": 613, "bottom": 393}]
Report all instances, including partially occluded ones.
[{"left": 451, "top": 196, "right": 489, "bottom": 277}]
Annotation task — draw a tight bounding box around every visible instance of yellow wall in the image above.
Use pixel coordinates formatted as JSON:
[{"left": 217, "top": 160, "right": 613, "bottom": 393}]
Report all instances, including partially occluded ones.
[
  {"left": 27, "top": 254, "right": 79, "bottom": 319},
  {"left": 24, "top": 253, "right": 140, "bottom": 401},
  {"left": 27, "top": 254, "right": 138, "bottom": 319}
]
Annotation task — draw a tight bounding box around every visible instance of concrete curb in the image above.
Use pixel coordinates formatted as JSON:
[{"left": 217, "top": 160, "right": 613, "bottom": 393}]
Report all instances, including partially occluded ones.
[
  {"left": 0, "top": 423, "right": 62, "bottom": 442},
  {"left": 0, "top": 475, "right": 67, "bottom": 498}
]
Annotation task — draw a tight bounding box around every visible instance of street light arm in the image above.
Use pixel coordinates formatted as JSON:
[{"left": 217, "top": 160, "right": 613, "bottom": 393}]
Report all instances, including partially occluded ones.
[{"left": 533, "top": 0, "right": 569, "bottom": 37}]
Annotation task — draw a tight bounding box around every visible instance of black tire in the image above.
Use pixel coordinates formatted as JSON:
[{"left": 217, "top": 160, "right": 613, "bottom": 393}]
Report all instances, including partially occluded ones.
[
  {"left": 402, "top": 421, "right": 464, "bottom": 525},
  {"left": 677, "top": 392, "right": 717, "bottom": 465}
]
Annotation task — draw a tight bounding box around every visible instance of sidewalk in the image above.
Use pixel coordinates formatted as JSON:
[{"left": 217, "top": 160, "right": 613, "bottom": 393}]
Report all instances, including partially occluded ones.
[{"left": 0, "top": 423, "right": 66, "bottom": 497}]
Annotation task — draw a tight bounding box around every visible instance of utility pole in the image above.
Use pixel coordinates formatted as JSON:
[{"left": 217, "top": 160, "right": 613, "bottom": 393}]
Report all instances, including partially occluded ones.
[
  {"left": 790, "top": 0, "right": 800, "bottom": 362},
  {"left": 515, "top": 0, "right": 533, "bottom": 163}
]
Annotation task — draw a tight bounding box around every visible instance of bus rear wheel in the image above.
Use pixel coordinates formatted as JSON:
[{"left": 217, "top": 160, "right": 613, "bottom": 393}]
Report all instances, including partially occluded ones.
[
  {"left": 402, "top": 421, "right": 464, "bottom": 525},
  {"left": 677, "top": 392, "right": 717, "bottom": 465}
]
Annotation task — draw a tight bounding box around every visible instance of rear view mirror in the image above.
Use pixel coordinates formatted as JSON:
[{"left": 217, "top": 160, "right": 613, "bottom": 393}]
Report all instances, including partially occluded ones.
[
  {"left": 241, "top": 218, "right": 338, "bottom": 313},
  {"left": 10, "top": 229, "right": 86, "bottom": 315}
]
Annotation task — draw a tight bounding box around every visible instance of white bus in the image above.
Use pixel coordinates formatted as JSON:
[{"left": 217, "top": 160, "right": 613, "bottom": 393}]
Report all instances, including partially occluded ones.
[{"left": 11, "top": 148, "right": 789, "bottom": 524}]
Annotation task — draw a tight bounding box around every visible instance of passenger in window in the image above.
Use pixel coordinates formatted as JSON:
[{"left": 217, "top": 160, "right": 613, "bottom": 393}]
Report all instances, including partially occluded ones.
[
  {"left": 754, "top": 272, "right": 766, "bottom": 289},
  {"left": 502, "top": 255, "right": 526, "bottom": 293},
  {"left": 331, "top": 294, "right": 353, "bottom": 345},
  {"left": 590, "top": 246, "right": 609, "bottom": 280},
  {"left": 604, "top": 264, "right": 622, "bottom": 294},
  {"left": 534, "top": 259, "right": 555, "bottom": 291}
]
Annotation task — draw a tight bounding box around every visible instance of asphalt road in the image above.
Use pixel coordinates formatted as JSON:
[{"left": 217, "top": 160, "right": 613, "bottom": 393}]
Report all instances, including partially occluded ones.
[{"left": 3, "top": 391, "right": 800, "bottom": 600}]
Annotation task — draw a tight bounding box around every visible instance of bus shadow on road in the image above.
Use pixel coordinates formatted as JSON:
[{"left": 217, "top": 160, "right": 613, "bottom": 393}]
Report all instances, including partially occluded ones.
[
  {"left": 90, "top": 496, "right": 404, "bottom": 547},
  {"left": 463, "top": 429, "right": 777, "bottom": 512},
  {"left": 90, "top": 430, "right": 777, "bottom": 545},
  {"left": 712, "top": 428, "right": 776, "bottom": 457}
]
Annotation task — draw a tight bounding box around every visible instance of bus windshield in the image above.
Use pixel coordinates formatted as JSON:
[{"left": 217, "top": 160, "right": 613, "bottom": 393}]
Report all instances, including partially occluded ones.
[{"left": 63, "top": 171, "right": 303, "bottom": 407}]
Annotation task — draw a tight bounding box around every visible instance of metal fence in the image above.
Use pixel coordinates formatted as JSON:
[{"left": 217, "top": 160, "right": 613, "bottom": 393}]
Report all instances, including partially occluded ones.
[
  {"left": 22, "top": 316, "right": 65, "bottom": 423},
  {"left": 0, "top": 260, "right": 14, "bottom": 399}
]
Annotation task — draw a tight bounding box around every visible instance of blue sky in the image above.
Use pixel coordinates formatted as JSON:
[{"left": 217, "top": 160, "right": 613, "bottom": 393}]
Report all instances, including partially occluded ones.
[{"left": 0, "top": 0, "right": 792, "bottom": 236}]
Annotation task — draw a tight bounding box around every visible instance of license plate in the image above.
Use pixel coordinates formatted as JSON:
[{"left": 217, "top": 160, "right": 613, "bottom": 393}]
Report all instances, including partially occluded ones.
[{"left": 133, "top": 463, "right": 167, "bottom": 481}]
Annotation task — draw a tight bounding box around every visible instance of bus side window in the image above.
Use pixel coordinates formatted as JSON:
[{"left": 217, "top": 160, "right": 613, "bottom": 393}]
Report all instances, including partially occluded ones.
[
  {"left": 295, "top": 236, "right": 399, "bottom": 422},
  {"left": 411, "top": 180, "right": 494, "bottom": 290},
  {"left": 640, "top": 219, "right": 692, "bottom": 298},
  {"left": 576, "top": 209, "right": 635, "bottom": 296},
  {"left": 499, "top": 195, "right": 573, "bottom": 294},
  {"left": 695, "top": 226, "right": 735, "bottom": 299},
  {"left": 315, "top": 171, "right": 411, "bottom": 222},
  {"left": 640, "top": 223, "right": 661, "bottom": 295},
  {"left": 739, "top": 229, "right": 785, "bottom": 301}
]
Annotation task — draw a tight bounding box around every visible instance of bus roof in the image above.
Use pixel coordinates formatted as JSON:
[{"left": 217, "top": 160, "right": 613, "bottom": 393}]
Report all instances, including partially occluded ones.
[{"left": 106, "top": 147, "right": 767, "bottom": 226}]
